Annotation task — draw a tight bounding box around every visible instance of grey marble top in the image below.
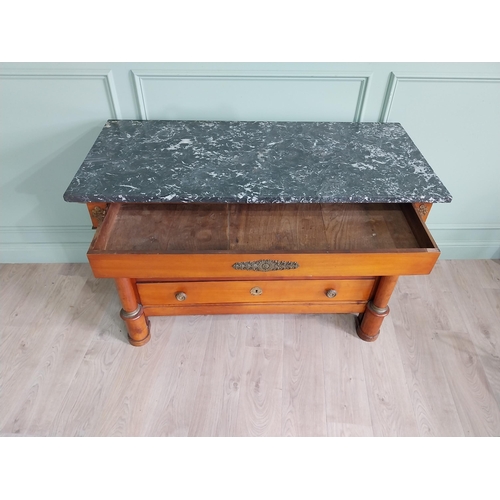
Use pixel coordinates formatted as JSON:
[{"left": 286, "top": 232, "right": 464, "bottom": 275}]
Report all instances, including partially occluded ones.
[{"left": 63, "top": 120, "right": 452, "bottom": 204}]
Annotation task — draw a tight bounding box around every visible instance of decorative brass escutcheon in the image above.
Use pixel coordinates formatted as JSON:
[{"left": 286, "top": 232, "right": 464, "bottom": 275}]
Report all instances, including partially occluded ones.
[
  {"left": 250, "top": 286, "right": 263, "bottom": 296},
  {"left": 233, "top": 259, "right": 299, "bottom": 272},
  {"left": 325, "top": 289, "right": 337, "bottom": 298},
  {"left": 175, "top": 291, "right": 187, "bottom": 301}
]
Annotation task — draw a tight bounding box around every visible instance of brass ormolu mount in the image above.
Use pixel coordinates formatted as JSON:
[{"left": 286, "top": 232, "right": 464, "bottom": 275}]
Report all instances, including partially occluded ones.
[{"left": 232, "top": 259, "right": 299, "bottom": 272}]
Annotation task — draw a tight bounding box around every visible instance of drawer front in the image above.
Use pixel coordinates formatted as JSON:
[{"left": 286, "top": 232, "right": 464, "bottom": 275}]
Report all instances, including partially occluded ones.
[
  {"left": 89, "top": 251, "right": 439, "bottom": 279},
  {"left": 137, "top": 279, "right": 375, "bottom": 306}
]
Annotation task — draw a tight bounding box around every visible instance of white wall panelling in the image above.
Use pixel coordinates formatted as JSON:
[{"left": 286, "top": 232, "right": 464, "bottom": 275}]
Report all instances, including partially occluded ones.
[
  {"left": 132, "top": 70, "right": 370, "bottom": 122},
  {"left": 0, "top": 69, "right": 121, "bottom": 262},
  {"left": 1, "top": 63, "right": 499, "bottom": 262},
  {"left": 380, "top": 73, "right": 500, "bottom": 122},
  {"left": 378, "top": 72, "right": 500, "bottom": 258}
]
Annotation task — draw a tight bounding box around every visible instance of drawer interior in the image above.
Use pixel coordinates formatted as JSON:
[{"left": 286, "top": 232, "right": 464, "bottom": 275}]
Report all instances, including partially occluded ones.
[{"left": 90, "top": 203, "right": 437, "bottom": 254}]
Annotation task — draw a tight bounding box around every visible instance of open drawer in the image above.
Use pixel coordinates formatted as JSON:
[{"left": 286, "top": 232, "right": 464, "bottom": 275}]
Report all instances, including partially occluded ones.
[{"left": 87, "top": 203, "right": 440, "bottom": 279}]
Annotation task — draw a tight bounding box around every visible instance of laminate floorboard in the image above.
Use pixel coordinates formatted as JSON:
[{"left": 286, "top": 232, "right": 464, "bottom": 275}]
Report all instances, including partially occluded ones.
[
  {"left": 391, "top": 276, "right": 465, "bottom": 436},
  {"left": 1, "top": 260, "right": 499, "bottom": 437},
  {"left": 142, "top": 315, "right": 211, "bottom": 437},
  {"left": 359, "top": 317, "right": 420, "bottom": 436},
  {"left": 281, "top": 315, "right": 328, "bottom": 436},
  {"left": 321, "top": 314, "right": 373, "bottom": 437},
  {"left": 439, "top": 261, "right": 500, "bottom": 408},
  {"left": 188, "top": 316, "right": 247, "bottom": 436},
  {"left": 235, "top": 315, "right": 284, "bottom": 437},
  {"left": 1, "top": 266, "right": 89, "bottom": 433},
  {"left": 24, "top": 273, "right": 118, "bottom": 436}
]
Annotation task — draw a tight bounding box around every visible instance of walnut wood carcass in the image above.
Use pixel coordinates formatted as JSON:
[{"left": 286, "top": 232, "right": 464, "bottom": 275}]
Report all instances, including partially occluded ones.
[{"left": 86, "top": 202, "right": 439, "bottom": 345}]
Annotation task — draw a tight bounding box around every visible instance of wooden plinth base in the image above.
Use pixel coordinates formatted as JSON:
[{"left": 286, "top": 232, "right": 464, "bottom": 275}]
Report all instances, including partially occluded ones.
[
  {"left": 128, "top": 319, "right": 151, "bottom": 346},
  {"left": 356, "top": 301, "right": 391, "bottom": 342},
  {"left": 356, "top": 314, "right": 380, "bottom": 342}
]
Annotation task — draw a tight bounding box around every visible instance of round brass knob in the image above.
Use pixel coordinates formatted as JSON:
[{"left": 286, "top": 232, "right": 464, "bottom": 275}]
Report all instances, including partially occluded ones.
[
  {"left": 250, "top": 286, "right": 263, "bottom": 296},
  {"left": 175, "top": 291, "right": 187, "bottom": 302},
  {"left": 325, "top": 289, "right": 337, "bottom": 298}
]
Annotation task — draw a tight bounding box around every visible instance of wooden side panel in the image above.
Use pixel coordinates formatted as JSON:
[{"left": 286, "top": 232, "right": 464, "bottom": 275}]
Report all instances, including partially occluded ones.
[
  {"left": 401, "top": 204, "right": 439, "bottom": 249},
  {"left": 321, "top": 203, "right": 420, "bottom": 250}
]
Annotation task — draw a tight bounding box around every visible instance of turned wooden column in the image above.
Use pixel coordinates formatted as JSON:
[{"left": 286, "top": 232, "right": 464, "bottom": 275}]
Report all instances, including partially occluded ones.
[
  {"left": 115, "top": 278, "right": 151, "bottom": 346},
  {"left": 356, "top": 275, "right": 399, "bottom": 342}
]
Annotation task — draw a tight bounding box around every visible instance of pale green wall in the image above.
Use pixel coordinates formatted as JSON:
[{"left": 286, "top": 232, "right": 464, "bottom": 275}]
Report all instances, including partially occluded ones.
[{"left": 1, "top": 62, "right": 499, "bottom": 262}]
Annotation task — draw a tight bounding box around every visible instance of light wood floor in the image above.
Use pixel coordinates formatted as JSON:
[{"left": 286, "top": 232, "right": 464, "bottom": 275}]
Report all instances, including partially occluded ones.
[{"left": 1, "top": 260, "right": 499, "bottom": 437}]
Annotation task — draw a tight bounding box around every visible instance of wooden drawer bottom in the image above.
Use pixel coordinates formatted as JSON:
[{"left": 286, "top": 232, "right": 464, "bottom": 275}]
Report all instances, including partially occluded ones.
[{"left": 137, "top": 278, "right": 375, "bottom": 307}]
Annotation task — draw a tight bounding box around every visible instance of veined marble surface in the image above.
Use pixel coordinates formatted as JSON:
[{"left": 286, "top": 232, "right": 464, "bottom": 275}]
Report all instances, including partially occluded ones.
[{"left": 63, "top": 120, "right": 452, "bottom": 204}]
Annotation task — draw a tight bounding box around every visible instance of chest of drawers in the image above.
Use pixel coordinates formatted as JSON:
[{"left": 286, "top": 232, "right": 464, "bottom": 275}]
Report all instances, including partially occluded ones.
[
  {"left": 86, "top": 200, "right": 439, "bottom": 345},
  {"left": 64, "top": 120, "right": 451, "bottom": 346}
]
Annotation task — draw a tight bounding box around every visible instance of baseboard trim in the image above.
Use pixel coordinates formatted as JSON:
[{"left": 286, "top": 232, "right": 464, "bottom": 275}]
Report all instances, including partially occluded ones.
[
  {"left": 0, "top": 243, "right": 90, "bottom": 263},
  {"left": 1, "top": 241, "right": 499, "bottom": 263},
  {"left": 438, "top": 241, "right": 500, "bottom": 260}
]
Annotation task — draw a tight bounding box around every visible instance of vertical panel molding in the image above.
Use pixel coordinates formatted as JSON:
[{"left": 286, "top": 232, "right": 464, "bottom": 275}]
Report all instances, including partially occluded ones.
[
  {"left": 379, "top": 72, "right": 500, "bottom": 122},
  {"left": 132, "top": 70, "right": 370, "bottom": 122},
  {"left": 0, "top": 69, "right": 122, "bottom": 119}
]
